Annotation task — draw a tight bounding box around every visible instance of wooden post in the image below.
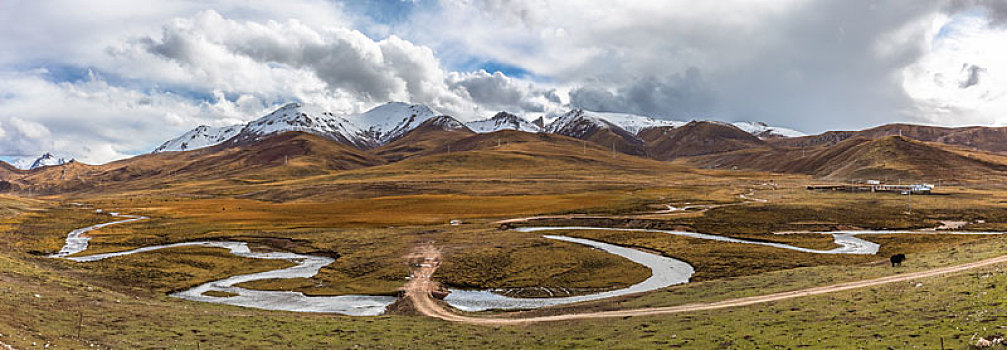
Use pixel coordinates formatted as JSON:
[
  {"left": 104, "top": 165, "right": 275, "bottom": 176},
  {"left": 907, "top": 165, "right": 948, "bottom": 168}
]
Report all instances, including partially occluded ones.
[
  {"left": 907, "top": 190, "right": 912, "bottom": 215},
  {"left": 76, "top": 311, "right": 83, "bottom": 339}
]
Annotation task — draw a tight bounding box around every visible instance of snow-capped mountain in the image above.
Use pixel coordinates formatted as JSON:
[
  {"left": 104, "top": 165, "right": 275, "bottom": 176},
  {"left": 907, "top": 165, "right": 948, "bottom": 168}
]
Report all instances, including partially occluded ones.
[
  {"left": 545, "top": 109, "right": 634, "bottom": 138},
  {"left": 585, "top": 111, "right": 685, "bottom": 135},
  {"left": 231, "top": 102, "right": 368, "bottom": 148},
  {"left": 532, "top": 116, "right": 546, "bottom": 129},
  {"left": 152, "top": 102, "right": 807, "bottom": 155},
  {"left": 545, "top": 109, "right": 685, "bottom": 137},
  {"left": 13, "top": 153, "right": 73, "bottom": 170},
  {"left": 153, "top": 102, "right": 443, "bottom": 153},
  {"left": 345, "top": 102, "right": 439, "bottom": 144},
  {"left": 423, "top": 115, "right": 469, "bottom": 131},
  {"left": 731, "top": 121, "right": 806, "bottom": 139},
  {"left": 465, "top": 112, "right": 543, "bottom": 133},
  {"left": 153, "top": 125, "right": 243, "bottom": 153}
]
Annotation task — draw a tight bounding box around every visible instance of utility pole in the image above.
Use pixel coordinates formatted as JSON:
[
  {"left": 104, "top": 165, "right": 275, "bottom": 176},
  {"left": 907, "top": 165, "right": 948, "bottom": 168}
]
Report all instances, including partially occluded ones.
[
  {"left": 611, "top": 143, "right": 616, "bottom": 158},
  {"left": 76, "top": 311, "right": 83, "bottom": 339},
  {"left": 907, "top": 189, "right": 912, "bottom": 215}
]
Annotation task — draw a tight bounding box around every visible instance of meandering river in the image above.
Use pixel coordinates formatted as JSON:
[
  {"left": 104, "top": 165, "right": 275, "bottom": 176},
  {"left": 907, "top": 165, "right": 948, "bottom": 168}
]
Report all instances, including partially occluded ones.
[{"left": 51, "top": 211, "right": 1003, "bottom": 314}]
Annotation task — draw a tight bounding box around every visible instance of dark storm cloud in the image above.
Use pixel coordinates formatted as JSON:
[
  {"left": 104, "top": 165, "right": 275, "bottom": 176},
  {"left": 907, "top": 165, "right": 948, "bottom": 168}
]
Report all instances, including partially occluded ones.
[
  {"left": 569, "top": 67, "right": 715, "bottom": 119},
  {"left": 547, "top": 1, "right": 947, "bottom": 131},
  {"left": 948, "top": 0, "right": 1007, "bottom": 25},
  {"left": 448, "top": 70, "right": 552, "bottom": 113}
]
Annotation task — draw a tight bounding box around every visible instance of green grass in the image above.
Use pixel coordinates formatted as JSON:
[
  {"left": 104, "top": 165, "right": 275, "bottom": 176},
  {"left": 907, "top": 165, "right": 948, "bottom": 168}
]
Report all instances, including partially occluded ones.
[
  {"left": 3, "top": 228, "right": 1007, "bottom": 349},
  {"left": 9, "top": 173, "right": 1007, "bottom": 348}
]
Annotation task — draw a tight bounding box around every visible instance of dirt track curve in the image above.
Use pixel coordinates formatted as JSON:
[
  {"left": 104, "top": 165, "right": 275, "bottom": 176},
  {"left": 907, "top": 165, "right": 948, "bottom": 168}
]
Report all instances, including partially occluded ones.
[
  {"left": 495, "top": 192, "right": 763, "bottom": 225},
  {"left": 405, "top": 244, "right": 1007, "bottom": 325}
]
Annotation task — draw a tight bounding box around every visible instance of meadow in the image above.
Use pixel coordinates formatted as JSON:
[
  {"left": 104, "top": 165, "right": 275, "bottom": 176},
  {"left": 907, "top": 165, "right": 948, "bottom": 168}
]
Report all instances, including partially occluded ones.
[{"left": 4, "top": 154, "right": 1007, "bottom": 348}]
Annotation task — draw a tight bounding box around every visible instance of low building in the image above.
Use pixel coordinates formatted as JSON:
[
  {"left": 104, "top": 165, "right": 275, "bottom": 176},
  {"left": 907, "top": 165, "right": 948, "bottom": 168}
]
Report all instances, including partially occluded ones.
[{"left": 807, "top": 183, "right": 934, "bottom": 194}]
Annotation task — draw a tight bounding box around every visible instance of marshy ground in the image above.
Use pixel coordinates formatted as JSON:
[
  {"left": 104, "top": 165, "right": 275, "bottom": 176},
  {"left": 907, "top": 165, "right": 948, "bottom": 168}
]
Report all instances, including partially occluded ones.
[{"left": 4, "top": 164, "right": 1007, "bottom": 348}]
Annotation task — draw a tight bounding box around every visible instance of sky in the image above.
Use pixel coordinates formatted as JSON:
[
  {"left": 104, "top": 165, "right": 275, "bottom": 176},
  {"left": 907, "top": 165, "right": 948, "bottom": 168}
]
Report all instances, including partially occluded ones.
[{"left": 1, "top": 0, "right": 1006, "bottom": 165}]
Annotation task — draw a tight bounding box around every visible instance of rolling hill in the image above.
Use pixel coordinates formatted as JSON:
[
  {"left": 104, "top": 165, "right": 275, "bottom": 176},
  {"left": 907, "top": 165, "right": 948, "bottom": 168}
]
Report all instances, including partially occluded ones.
[
  {"left": 2, "top": 132, "right": 384, "bottom": 194},
  {"left": 689, "top": 135, "right": 1007, "bottom": 180},
  {"left": 372, "top": 116, "right": 476, "bottom": 162},
  {"left": 772, "top": 124, "right": 1007, "bottom": 154},
  {"left": 545, "top": 110, "right": 647, "bottom": 156},
  {"left": 641, "top": 121, "right": 767, "bottom": 160}
]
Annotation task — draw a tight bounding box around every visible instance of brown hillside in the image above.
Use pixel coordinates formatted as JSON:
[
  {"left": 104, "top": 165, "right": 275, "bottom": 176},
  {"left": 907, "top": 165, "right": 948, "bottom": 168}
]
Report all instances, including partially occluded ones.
[
  {"left": 689, "top": 135, "right": 1007, "bottom": 181},
  {"left": 372, "top": 116, "right": 475, "bottom": 162},
  {"left": 0, "top": 161, "right": 24, "bottom": 181},
  {"left": 772, "top": 123, "right": 1007, "bottom": 154},
  {"left": 345, "top": 129, "right": 699, "bottom": 182},
  {"left": 10, "top": 131, "right": 384, "bottom": 194},
  {"left": 548, "top": 114, "right": 647, "bottom": 156},
  {"left": 642, "top": 121, "right": 766, "bottom": 160}
]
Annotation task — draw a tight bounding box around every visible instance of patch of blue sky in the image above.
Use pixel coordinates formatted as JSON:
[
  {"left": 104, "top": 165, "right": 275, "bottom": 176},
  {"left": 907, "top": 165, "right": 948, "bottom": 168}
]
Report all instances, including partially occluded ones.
[
  {"left": 935, "top": 8, "right": 987, "bottom": 40},
  {"left": 454, "top": 58, "right": 544, "bottom": 80},
  {"left": 339, "top": 0, "right": 424, "bottom": 27},
  {"left": 477, "top": 61, "right": 532, "bottom": 78}
]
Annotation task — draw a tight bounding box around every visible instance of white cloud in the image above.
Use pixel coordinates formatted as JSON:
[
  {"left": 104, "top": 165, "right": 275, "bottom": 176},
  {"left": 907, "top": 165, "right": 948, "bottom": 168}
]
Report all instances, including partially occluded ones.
[
  {"left": 0, "top": 70, "right": 273, "bottom": 163},
  {"left": 0, "top": 6, "right": 560, "bottom": 163},
  {"left": 403, "top": 1, "right": 1007, "bottom": 130},
  {"left": 447, "top": 70, "right": 563, "bottom": 115},
  {"left": 2, "top": 0, "right": 1007, "bottom": 164},
  {"left": 902, "top": 13, "right": 1007, "bottom": 126}
]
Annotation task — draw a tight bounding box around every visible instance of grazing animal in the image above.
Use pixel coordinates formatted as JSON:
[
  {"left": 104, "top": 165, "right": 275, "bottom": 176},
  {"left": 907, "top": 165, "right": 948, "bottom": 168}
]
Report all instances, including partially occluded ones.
[{"left": 890, "top": 253, "right": 906, "bottom": 267}]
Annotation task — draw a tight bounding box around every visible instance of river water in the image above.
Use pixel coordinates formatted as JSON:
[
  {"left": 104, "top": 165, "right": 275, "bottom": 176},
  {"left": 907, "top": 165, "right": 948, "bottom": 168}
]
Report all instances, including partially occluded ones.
[{"left": 52, "top": 212, "right": 1003, "bottom": 314}]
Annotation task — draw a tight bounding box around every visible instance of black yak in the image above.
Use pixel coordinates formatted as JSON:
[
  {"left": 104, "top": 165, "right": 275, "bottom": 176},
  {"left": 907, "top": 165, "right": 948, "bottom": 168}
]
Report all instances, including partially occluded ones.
[{"left": 890, "top": 253, "right": 906, "bottom": 267}]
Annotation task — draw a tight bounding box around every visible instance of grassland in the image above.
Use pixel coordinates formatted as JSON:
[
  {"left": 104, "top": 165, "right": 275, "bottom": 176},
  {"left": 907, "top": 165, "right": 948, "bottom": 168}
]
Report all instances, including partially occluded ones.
[
  {"left": 7, "top": 146, "right": 1007, "bottom": 348},
  {"left": 14, "top": 171, "right": 1007, "bottom": 297},
  {"left": 4, "top": 203, "right": 1007, "bottom": 348}
]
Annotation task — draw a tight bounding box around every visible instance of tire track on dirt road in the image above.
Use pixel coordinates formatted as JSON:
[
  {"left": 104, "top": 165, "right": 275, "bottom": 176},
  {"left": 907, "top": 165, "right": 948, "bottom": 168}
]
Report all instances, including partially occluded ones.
[{"left": 405, "top": 244, "right": 1007, "bottom": 324}]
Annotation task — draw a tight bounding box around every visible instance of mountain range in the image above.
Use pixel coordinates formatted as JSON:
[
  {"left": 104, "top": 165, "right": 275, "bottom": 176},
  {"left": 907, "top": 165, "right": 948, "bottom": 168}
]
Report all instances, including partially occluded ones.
[
  {"left": 5, "top": 101, "right": 1007, "bottom": 194},
  {"left": 11, "top": 153, "right": 74, "bottom": 170},
  {"left": 151, "top": 102, "right": 804, "bottom": 155}
]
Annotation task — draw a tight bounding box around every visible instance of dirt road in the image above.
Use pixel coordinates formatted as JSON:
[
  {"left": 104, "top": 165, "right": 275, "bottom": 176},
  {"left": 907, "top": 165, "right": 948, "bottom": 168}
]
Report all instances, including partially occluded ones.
[
  {"left": 405, "top": 244, "right": 1007, "bottom": 325},
  {"left": 495, "top": 190, "right": 766, "bottom": 225}
]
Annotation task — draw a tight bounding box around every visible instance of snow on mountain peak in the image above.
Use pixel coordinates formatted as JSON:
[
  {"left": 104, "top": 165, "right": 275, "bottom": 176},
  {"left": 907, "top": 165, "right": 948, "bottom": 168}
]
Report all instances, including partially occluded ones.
[
  {"left": 424, "top": 115, "right": 469, "bottom": 130},
  {"left": 12, "top": 153, "right": 74, "bottom": 170},
  {"left": 152, "top": 102, "right": 443, "bottom": 153},
  {"left": 153, "top": 124, "right": 243, "bottom": 153},
  {"left": 545, "top": 109, "right": 682, "bottom": 137},
  {"left": 236, "top": 102, "right": 367, "bottom": 147},
  {"left": 150, "top": 102, "right": 808, "bottom": 156},
  {"left": 730, "top": 121, "right": 806, "bottom": 138},
  {"left": 544, "top": 109, "right": 608, "bottom": 135},
  {"left": 585, "top": 111, "right": 685, "bottom": 135},
  {"left": 345, "top": 102, "right": 439, "bottom": 144},
  {"left": 465, "top": 111, "right": 543, "bottom": 133}
]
